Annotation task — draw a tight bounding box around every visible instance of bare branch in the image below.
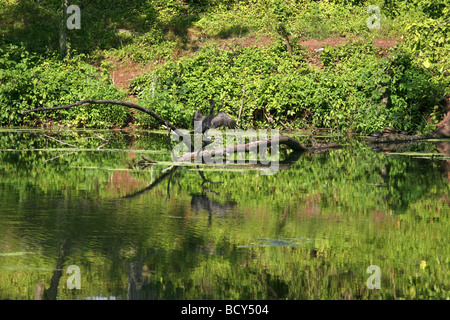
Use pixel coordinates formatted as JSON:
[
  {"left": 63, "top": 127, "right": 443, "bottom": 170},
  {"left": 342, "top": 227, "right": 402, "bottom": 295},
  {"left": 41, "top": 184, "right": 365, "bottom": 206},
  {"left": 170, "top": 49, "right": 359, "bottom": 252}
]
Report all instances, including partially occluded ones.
[
  {"left": 22, "top": 99, "right": 192, "bottom": 149},
  {"left": 44, "top": 151, "right": 79, "bottom": 163},
  {"left": 91, "top": 132, "right": 108, "bottom": 142},
  {"left": 44, "top": 134, "right": 79, "bottom": 148},
  {"left": 237, "top": 85, "right": 246, "bottom": 127}
]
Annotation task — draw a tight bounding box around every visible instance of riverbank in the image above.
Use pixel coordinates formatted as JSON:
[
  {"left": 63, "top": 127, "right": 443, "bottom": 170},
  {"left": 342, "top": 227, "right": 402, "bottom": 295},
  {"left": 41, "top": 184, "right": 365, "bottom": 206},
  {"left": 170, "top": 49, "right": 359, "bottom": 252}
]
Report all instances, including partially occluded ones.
[{"left": 0, "top": 1, "right": 448, "bottom": 136}]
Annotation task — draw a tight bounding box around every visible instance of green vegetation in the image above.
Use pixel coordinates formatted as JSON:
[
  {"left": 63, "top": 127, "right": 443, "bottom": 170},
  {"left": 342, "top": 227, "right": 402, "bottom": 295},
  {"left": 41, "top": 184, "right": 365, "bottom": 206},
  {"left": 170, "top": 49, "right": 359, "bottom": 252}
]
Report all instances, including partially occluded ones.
[
  {"left": 0, "top": 45, "right": 129, "bottom": 127},
  {"left": 0, "top": 0, "right": 448, "bottom": 134},
  {"left": 1, "top": 1, "right": 448, "bottom": 302},
  {"left": 0, "top": 130, "right": 448, "bottom": 299},
  {"left": 130, "top": 38, "right": 445, "bottom": 134}
]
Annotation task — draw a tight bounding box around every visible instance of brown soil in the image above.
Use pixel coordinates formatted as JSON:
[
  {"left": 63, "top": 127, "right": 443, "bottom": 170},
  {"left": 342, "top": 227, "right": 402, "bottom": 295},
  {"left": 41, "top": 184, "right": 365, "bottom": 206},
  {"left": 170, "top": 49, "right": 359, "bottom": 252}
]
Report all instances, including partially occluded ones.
[
  {"left": 299, "top": 36, "right": 399, "bottom": 67},
  {"left": 218, "top": 34, "right": 276, "bottom": 49},
  {"left": 105, "top": 57, "right": 155, "bottom": 103},
  {"left": 299, "top": 37, "right": 398, "bottom": 51},
  {"left": 299, "top": 37, "right": 348, "bottom": 50}
]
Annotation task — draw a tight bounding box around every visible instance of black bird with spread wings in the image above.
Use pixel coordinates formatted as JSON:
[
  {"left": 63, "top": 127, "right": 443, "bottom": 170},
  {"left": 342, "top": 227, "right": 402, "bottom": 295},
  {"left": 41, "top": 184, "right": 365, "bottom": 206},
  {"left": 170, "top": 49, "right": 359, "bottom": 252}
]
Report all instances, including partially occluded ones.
[{"left": 192, "top": 99, "right": 236, "bottom": 135}]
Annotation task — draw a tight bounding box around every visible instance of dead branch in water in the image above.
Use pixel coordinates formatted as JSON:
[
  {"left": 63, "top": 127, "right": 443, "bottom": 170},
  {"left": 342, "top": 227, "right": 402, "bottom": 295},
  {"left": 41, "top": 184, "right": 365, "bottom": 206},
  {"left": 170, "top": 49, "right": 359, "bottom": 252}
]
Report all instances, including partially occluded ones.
[
  {"left": 23, "top": 99, "right": 347, "bottom": 164},
  {"left": 175, "top": 135, "right": 307, "bottom": 163},
  {"left": 44, "top": 134, "right": 79, "bottom": 148},
  {"left": 22, "top": 99, "right": 314, "bottom": 158}
]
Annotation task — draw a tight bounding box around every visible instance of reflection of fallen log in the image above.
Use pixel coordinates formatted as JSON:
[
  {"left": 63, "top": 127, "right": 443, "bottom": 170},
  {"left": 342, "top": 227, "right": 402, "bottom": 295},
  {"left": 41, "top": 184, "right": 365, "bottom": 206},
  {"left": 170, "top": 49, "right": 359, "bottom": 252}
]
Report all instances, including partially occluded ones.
[
  {"left": 366, "top": 131, "right": 450, "bottom": 153},
  {"left": 175, "top": 135, "right": 306, "bottom": 163},
  {"left": 122, "top": 165, "right": 179, "bottom": 199},
  {"left": 190, "top": 149, "right": 305, "bottom": 172}
]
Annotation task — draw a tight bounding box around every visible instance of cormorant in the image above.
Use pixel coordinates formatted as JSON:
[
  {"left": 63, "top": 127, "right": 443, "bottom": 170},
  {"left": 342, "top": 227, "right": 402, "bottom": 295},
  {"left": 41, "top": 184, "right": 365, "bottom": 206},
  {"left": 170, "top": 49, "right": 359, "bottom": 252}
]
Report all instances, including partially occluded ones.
[{"left": 192, "top": 99, "right": 236, "bottom": 135}]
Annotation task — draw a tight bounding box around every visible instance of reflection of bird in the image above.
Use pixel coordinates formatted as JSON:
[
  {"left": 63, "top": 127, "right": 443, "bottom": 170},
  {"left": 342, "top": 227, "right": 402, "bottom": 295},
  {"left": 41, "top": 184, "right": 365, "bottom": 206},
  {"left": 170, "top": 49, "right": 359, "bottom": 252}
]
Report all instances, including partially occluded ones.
[
  {"left": 190, "top": 194, "right": 236, "bottom": 217},
  {"left": 192, "top": 99, "right": 236, "bottom": 135}
]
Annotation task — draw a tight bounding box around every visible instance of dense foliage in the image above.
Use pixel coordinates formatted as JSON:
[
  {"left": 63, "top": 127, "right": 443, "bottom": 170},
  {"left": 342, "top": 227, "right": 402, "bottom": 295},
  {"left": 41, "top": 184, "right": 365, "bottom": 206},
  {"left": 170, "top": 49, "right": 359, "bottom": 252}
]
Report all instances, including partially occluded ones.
[
  {"left": 0, "top": 0, "right": 448, "bottom": 302},
  {"left": 0, "top": 0, "right": 448, "bottom": 134},
  {"left": 0, "top": 44, "right": 129, "bottom": 127},
  {"left": 130, "top": 39, "right": 445, "bottom": 134}
]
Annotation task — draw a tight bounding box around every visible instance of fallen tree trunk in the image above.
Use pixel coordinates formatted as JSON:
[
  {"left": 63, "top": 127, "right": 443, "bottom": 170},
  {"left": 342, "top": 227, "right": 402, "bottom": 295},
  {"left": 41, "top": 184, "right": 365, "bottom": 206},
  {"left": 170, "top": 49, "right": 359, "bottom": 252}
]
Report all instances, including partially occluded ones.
[
  {"left": 175, "top": 135, "right": 312, "bottom": 163},
  {"left": 366, "top": 130, "right": 449, "bottom": 145},
  {"left": 366, "top": 131, "right": 450, "bottom": 153}
]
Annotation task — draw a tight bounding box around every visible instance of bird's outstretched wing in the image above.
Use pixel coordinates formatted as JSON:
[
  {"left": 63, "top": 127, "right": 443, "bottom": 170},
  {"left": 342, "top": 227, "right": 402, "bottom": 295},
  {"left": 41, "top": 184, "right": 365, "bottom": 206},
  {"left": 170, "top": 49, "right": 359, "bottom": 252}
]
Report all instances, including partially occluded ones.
[{"left": 210, "top": 111, "right": 236, "bottom": 129}]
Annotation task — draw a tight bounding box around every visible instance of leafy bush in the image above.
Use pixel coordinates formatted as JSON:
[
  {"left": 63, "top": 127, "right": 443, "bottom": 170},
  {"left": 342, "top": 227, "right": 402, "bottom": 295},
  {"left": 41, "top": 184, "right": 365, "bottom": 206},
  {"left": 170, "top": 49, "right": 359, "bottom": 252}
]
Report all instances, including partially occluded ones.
[
  {"left": 318, "top": 39, "right": 445, "bottom": 133},
  {"left": 130, "top": 40, "right": 309, "bottom": 129},
  {"left": 0, "top": 44, "right": 130, "bottom": 127},
  {"left": 130, "top": 38, "right": 445, "bottom": 134},
  {"left": 403, "top": 6, "right": 449, "bottom": 75}
]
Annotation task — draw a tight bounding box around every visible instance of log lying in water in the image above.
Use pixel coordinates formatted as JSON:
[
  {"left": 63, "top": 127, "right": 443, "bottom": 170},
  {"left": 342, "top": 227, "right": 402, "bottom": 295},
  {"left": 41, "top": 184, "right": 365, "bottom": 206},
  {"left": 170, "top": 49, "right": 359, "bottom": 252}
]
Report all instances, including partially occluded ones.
[
  {"left": 366, "top": 131, "right": 449, "bottom": 145},
  {"left": 366, "top": 108, "right": 450, "bottom": 144},
  {"left": 175, "top": 135, "right": 307, "bottom": 163}
]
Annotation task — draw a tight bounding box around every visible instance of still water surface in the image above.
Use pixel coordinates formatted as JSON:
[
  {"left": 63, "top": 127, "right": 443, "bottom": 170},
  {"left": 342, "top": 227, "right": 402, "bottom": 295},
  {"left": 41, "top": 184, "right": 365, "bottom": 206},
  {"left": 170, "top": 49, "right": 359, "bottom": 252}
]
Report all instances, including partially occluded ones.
[{"left": 0, "top": 129, "right": 448, "bottom": 299}]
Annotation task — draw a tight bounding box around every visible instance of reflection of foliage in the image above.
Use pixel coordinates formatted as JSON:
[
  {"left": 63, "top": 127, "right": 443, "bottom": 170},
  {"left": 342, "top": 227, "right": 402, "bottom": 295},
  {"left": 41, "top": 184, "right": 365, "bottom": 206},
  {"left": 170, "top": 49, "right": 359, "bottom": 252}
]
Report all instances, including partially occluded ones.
[{"left": 0, "top": 131, "right": 449, "bottom": 299}]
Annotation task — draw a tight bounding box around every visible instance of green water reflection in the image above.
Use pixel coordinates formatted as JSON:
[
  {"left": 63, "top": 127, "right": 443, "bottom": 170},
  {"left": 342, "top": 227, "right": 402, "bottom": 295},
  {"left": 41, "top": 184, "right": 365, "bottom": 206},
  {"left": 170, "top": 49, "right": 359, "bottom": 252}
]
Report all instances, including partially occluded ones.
[{"left": 0, "top": 129, "right": 448, "bottom": 300}]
